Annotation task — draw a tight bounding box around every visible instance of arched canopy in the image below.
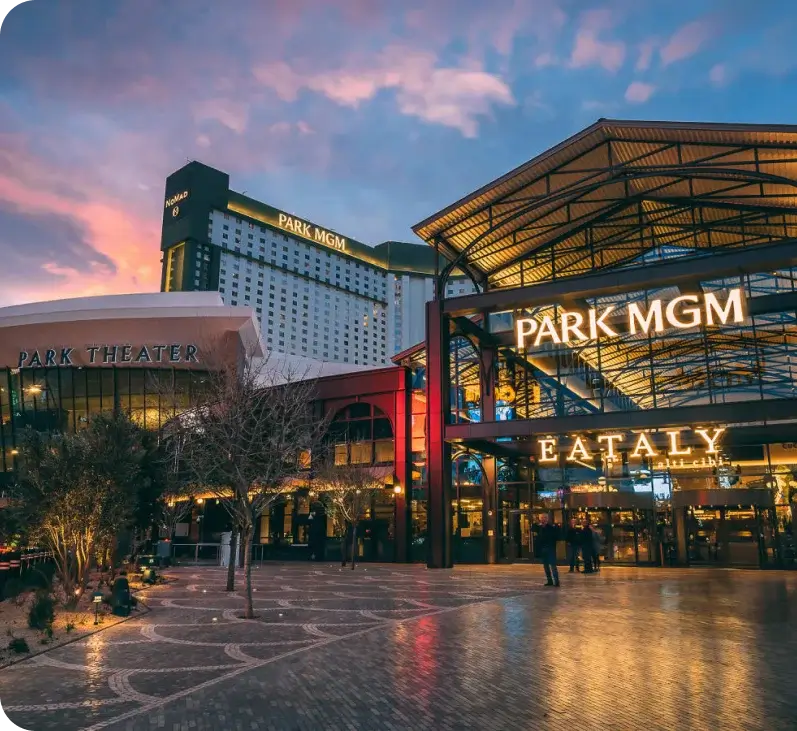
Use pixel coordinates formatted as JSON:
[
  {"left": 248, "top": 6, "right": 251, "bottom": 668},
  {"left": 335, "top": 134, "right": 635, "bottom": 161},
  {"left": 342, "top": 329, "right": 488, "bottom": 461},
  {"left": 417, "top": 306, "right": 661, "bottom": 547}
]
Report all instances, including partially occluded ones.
[{"left": 413, "top": 119, "right": 797, "bottom": 291}]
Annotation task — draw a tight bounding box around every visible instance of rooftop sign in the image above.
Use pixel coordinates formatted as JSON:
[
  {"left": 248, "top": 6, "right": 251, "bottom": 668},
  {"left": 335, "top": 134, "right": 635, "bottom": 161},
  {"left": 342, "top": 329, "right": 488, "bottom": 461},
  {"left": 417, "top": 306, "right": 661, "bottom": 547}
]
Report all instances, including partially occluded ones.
[
  {"left": 516, "top": 288, "right": 744, "bottom": 349},
  {"left": 165, "top": 191, "right": 189, "bottom": 209},
  {"left": 276, "top": 213, "right": 346, "bottom": 252}
]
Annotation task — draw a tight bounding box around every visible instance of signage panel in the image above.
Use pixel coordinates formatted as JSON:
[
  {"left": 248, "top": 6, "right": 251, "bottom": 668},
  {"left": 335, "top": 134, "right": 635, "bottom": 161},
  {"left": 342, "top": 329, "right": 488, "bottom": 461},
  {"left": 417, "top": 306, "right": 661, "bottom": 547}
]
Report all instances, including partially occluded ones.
[
  {"left": 516, "top": 288, "right": 744, "bottom": 349},
  {"left": 17, "top": 343, "right": 200, "bottom": 368},
  {"left": 536, "top": 427, "right": 727, "bottom": 468}
]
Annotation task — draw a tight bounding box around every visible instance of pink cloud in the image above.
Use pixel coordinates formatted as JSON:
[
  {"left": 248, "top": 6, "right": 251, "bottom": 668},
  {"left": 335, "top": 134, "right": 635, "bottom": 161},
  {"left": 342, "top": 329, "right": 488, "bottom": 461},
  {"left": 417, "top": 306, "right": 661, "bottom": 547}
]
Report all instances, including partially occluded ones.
[
  {"left": 569, "top": 9, "right": 625, "bottom": 73},
  {"left": 534, "top": 52, "right": 557, "bottom": 68},
  {"left": 193, "top": 99, "right": 249, "bottom": 134},
  {"left": 709, "top": 63, "right": 727, "bottom": 86},
  {"left": 660, "top": 20, "right": 712, "bottom": 66},
  {"left": 0, "top": 142, "right": 161, "bottom": 305},
  {"left": 624, "top": 81, "right": 656, "bottom": 103},
  {"left": 635, "top": 40, "right": 656, "bottom": 71},
  {"left": 254, "top": 46, "right": 515, "bottom": 138}
]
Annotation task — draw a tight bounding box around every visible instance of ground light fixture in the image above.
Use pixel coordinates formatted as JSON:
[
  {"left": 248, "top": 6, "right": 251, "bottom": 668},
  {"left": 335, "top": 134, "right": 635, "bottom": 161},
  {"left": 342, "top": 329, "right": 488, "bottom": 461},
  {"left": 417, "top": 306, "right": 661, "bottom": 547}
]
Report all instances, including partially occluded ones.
[{"left": 92, "top": 592, "right": 103, "bottom": 625}]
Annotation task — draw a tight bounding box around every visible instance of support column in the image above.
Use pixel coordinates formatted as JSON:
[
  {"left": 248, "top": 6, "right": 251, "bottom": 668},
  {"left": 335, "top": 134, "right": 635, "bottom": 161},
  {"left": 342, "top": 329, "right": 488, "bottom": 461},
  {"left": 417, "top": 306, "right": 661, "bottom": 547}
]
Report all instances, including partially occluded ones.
[
  {"left": 426, "top": 300, "right": 452, "bottom": 568},
  {"left": 482, "top": 456, "right": 499, "bottom": 564},
  {"left": 674, "top": 507, "right": 690, "bottom": 566},
  {"left": 393, "top": 367, "right": 412, "bottom": 563},
  {"left": 480, "top": 343, "right": 498, "bottom": 564}
]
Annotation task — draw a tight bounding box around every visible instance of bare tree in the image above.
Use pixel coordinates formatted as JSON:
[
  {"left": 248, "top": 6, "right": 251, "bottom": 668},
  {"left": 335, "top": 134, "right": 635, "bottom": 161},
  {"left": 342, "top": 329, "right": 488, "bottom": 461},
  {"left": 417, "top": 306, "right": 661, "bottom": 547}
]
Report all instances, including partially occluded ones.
[
  {"left": 166, "top": 350, "right": 328, "bottom": 618},
  {"left": 316, "top": 443, "right": 389, "bottom": 570},
  {"left": 156, "top": 486, "right": 196, "bottom": 542}
]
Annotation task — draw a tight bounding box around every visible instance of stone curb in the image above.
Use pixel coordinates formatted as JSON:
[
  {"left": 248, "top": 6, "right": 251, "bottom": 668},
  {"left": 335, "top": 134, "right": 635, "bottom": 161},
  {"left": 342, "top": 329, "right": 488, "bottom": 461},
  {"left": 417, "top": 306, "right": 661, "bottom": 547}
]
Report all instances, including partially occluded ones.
[{"left": 0, "top": 576, "right": 178, "bottom": 670}]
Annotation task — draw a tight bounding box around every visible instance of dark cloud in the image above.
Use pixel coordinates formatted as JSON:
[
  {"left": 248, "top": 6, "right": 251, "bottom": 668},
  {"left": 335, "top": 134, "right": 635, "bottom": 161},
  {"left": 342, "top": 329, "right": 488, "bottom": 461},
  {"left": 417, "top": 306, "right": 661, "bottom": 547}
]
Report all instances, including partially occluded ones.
[{"left": 0, "top": 207, "right": 116, "bottom": 282}]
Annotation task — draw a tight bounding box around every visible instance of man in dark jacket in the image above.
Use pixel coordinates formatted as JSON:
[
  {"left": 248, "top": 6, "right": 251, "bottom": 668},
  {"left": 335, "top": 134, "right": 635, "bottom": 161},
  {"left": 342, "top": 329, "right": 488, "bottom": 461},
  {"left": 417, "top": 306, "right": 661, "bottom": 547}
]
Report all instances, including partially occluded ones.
[
  {"left": 581, "top": 521, "right": 595, "bottom": 574},
  {"left": 565, "top": 518, "right": 581, "bottom": 573},
  {"left": 537, "top": 514, "right": 560, "bottom": 587}
]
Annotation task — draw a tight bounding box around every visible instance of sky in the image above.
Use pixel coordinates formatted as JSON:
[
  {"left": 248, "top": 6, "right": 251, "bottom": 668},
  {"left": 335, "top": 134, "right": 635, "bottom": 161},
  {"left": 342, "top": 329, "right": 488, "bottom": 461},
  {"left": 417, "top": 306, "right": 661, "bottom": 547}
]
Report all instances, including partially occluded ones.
[{"left": 1, "top": 0, "right": 796, "bottom": 307}]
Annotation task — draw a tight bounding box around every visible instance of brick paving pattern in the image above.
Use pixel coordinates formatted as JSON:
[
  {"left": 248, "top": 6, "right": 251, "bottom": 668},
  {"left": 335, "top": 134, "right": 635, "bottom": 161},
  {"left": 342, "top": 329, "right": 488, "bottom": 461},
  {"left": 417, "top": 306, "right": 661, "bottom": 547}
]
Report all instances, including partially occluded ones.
[{"left": 1, "top": 563, "right": 796, "bottom": 731}]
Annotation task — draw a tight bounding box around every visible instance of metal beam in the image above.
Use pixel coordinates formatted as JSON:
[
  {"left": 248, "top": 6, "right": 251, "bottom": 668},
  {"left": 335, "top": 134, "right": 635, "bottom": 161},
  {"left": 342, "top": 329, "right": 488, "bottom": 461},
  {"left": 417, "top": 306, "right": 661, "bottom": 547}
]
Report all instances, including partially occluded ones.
[
  {"left": 444, "top": 396, "right": 797, "bottom": 441},
  {"left": 442, "top": 238, "right": 797, "bottom": 316}
]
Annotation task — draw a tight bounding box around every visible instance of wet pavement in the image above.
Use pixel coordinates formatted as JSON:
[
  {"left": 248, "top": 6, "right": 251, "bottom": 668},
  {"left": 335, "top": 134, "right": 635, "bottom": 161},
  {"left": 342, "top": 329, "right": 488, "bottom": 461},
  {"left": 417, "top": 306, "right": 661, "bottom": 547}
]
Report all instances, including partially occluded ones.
[{"left": 1, "top": 563, "right": 796, "bottom": 731}]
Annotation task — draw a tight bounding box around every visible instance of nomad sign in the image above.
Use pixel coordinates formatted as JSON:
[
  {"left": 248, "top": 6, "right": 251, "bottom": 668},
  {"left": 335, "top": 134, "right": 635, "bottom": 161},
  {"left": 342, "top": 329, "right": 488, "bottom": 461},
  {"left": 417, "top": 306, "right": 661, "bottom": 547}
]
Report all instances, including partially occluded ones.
[
  {"left": 18, "top": 344, "right": 199, "bottom": 368},
  {"left": 165, "top": 191, "right": 189, "bottom": 209},
  {"left": 516, "top": 288, "right": 744, "bottom": 348},
  {"left": 277, "top": 213, "right": 347, "bottom": 252}
]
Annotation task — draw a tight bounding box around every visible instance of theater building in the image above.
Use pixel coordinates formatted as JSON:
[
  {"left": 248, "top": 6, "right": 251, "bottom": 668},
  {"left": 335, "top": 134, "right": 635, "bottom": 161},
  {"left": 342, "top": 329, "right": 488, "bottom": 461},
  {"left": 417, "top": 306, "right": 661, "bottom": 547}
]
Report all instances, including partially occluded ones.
[
  {"left": 404, "top": 118, "right": 797, "bottom": 569},
  {"left": 0, "top": 292, "right": 261, "bottom": 485}
]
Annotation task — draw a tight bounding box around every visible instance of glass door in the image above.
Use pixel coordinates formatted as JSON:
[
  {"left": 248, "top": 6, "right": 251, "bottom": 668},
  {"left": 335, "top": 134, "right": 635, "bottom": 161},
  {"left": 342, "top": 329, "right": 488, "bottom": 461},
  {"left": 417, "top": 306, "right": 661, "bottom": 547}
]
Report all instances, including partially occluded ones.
[
  {"left": 609, "top": 510, "right": 638, "bottom": 563},
  {"left": 687, "top": 508, "right": 721, "bottom": 563},
  {"left": 724, "top": 507, "right": 759, "bottom": 567}
]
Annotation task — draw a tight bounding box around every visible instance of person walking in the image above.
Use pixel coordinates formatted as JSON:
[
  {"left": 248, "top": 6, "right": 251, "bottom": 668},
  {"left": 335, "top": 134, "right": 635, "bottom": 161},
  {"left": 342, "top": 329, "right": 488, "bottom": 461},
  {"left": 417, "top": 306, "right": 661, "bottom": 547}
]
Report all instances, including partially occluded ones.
[
  {"left": 581, "top": 520, "right": 595, "bottom": 574},
  {"left": 537, "top": 514, "right": 560, "bottom": 587},
  {"left": 565, "top": 517, "right": 581, "bottom": 573},
  {"left": 591, "top": 525, "right": 602, "bottom": 572}
]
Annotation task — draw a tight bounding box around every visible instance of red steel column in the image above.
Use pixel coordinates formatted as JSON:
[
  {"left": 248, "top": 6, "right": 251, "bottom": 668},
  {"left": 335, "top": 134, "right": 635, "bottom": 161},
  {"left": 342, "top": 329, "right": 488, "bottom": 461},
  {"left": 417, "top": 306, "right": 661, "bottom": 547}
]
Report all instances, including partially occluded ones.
[
  {"left": 393, "top": 366, "right": 412, "bottom": 562},
  {"left": 426, "top": 299, "right": 453, "bottom": 568}
]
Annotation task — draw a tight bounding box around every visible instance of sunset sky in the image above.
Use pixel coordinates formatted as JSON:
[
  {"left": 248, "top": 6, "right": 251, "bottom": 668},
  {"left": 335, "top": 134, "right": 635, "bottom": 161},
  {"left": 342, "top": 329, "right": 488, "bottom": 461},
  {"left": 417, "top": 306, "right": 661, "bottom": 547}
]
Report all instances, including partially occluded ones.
[{"left": 1, "top": 0, "right": 796, "bottom": 307}]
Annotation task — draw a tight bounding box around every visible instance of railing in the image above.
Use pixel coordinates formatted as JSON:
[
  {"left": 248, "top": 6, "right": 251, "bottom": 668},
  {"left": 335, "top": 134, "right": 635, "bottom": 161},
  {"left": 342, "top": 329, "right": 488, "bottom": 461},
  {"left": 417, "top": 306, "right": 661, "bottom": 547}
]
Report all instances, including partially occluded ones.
[{"left": 169, "top": 542, "right": 222, "bottom": 565}]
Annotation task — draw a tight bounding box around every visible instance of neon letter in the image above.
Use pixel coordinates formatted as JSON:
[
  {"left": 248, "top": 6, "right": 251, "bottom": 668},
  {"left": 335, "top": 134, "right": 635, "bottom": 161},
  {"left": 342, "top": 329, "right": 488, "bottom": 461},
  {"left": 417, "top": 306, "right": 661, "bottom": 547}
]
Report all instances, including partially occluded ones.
[
  {"left": 567, "top": 436, "right": 592, "bottom": 462},
  {"left": 665, "top": 430, "right": 692, "bottom": 456},
  {"left": 516, "top": 319, "right": 538, "bottom": 349},
  {"left": 695, "top": 427, "right": 725, "bottom": 454},
  {"left": 538, "top": 438, "right": 558, "bottom": 463},
  {"left": 534, "top": 315, "right": 561, "bottom": 346},
  {"left": 589, "top": 305, "right": 618, "bottom": 339},
  {"left": 632, "top": 433, "right": 658, "bottom": 458},
  {"left": 705, "top": 289, "right": 744, "bottom": 326},
  {"left": 628, "top": 300, "right": 663, "bottom": 335},
  {"left": 561, "top": 311, "right": 587, "bottom": 343},
  {"left": 666, "top": 295, "right": 701, "bottom": 329},
  {"left": 597, "top": 433, "right": 624, "bottom": 459}
]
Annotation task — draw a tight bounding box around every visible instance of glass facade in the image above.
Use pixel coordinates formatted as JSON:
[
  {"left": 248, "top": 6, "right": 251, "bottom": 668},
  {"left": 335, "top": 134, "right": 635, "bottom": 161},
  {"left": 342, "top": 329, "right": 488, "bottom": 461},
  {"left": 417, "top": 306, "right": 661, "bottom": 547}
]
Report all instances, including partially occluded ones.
[
  {"left": 0, "top": 366, "right": 210, "bottom": 476},
  {"left": 413, "top": 121, "right": 797, "bottom": 569}
]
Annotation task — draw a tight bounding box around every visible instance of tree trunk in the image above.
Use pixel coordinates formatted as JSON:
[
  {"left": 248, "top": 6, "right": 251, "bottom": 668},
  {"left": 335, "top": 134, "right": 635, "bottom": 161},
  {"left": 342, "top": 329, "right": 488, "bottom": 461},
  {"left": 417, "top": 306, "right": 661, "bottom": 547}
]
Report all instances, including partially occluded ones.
[
  {"left": 225, "top": 530, "right": 237, "bottom": 591},
  {"left": 242, "top": 525, "right": 255, "bottom": 619},
  {"left": 350, "top": 523, "right": 358, "bottom": 570}
]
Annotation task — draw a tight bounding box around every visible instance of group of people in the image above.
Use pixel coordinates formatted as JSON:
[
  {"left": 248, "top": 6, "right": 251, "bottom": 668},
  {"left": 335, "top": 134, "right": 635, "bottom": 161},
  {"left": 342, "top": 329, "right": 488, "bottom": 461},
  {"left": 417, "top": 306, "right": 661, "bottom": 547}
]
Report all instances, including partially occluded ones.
[{"left": 536, "top": 514, "right": 603, "bottom": 587}]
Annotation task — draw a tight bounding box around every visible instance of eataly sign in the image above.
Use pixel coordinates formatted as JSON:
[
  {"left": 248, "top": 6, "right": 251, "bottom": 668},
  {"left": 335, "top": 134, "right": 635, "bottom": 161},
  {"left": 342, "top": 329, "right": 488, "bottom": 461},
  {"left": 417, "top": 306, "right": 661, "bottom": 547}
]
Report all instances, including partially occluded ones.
[
  {"left": 516, "top": 288, "right": 744, "bottom": 348},
  {"left": 537, "top": 427, "right": 726, "bottom": 463}
]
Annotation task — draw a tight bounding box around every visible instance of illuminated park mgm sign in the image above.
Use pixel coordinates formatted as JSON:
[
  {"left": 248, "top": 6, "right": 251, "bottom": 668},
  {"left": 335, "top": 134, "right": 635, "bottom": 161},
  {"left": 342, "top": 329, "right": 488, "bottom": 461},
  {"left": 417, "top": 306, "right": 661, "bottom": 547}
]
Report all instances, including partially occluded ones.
[
  {"left": 276, "top": 213, "right": 347, "bottom": 252},
  {"left": 516, "top": 288, "right": 744, "bottom": 349},
  {"left": 536, "top": 427, "right": 727, "bottom": 468},
  {"left": 17, "top": 344, "right": 200, "bottom": 368}
]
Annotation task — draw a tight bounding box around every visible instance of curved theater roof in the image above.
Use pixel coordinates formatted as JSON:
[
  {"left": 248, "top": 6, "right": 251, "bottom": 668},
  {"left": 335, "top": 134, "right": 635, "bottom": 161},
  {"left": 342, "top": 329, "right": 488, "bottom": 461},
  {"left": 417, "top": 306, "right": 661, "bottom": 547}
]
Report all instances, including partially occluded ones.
[
  {"left": 0, "top": 292, "right": 264, "bottom": 365},
  {"left": 413, "top": 119, "right": 797, "bottom": 290}
]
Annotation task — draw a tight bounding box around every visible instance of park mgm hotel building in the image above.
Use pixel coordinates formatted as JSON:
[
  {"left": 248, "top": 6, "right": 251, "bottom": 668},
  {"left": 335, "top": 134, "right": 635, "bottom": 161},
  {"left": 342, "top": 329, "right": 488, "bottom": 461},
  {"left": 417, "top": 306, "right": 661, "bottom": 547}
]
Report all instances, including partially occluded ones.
[
  {"left": 401, "top": 118, "right": 797, "bottom": 570},
  {"left": 159, "top": 162, "right": 474, "bottom": 368}
]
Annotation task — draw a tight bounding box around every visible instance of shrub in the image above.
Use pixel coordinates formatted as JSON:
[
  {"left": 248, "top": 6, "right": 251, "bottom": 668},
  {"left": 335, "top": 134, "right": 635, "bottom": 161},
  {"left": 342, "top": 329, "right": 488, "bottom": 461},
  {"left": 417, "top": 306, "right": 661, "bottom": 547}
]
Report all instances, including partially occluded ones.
[
  {"left": 2, "top": 577, "right": 25, "bottom": 601},
  {"left": 28, "top": 591, "right": 55, "bottom": 631},
  {"left": 65, "top": 621, "right": 75, "bottom": 633},
  {"left": 8, "top": 636, "right": 30, "bottom": 654},
  {"left": 25, "top": 562, "right": 56, "bottom": 591}
]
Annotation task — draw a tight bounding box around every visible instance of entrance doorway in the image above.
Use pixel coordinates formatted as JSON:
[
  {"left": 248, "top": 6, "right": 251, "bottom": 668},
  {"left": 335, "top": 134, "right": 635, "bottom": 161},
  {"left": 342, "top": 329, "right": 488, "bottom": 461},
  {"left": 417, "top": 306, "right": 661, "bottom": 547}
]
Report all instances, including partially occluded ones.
[{"left": 686, "top": 505, "right": 777, "bottom": 567}]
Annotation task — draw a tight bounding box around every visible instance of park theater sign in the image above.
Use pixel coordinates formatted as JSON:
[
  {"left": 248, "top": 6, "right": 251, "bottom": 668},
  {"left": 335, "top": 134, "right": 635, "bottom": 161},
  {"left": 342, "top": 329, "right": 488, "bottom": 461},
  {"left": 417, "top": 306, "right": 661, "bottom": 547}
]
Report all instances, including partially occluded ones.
[{"left": 516, "top": 288, "right": 744, "bottom": 348}]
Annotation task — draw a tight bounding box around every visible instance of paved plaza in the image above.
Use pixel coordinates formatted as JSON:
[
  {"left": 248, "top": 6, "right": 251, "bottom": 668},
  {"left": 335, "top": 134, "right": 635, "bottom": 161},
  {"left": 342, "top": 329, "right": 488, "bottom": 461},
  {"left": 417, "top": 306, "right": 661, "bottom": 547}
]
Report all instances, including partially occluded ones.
[{"left": 1, "top": 563, "right": 796, "bottom": 731}]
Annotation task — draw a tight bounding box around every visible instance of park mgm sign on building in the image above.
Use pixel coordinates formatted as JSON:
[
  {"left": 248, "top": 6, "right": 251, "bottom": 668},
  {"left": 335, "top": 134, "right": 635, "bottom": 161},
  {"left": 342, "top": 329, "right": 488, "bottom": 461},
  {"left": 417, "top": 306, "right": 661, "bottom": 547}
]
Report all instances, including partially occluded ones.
[{"left": 160, "top": 162, "right": 351, "bottom": 294}]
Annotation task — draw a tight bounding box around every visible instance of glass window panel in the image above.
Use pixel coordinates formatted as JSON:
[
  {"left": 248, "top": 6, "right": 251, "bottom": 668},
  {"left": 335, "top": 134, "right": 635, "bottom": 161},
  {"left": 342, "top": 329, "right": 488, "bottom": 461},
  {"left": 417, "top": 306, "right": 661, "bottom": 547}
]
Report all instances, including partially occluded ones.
[
  {"left": 375, "top": 440, "right": 394, "bottom": 464},
  {"left": 350, "top": 442, "right": 372, "bottom": 464}
]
